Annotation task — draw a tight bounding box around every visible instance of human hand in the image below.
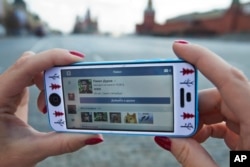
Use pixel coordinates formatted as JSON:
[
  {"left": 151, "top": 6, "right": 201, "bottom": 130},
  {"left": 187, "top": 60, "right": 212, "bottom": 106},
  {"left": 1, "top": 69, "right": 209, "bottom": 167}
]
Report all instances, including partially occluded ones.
[
  {"left": 0, "top": 49, "right": 103, "bottom": 167},
  {"left": 155, "top": 40, "right": 250, "bottom": 167}
]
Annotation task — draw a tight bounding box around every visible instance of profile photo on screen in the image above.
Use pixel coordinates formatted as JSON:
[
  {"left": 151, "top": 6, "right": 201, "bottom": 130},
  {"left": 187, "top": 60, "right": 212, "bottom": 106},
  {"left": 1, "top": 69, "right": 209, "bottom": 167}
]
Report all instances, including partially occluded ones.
[{"left": 78, "top": 79, "right": 93, "bottom": 94}]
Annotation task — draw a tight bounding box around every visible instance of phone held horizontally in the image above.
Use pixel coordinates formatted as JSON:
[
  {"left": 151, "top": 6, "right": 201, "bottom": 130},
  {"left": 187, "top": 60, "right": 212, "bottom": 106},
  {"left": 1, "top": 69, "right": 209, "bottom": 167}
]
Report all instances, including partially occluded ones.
[{"left": 44, "top": 59, "right": 198, "bottom": 137}]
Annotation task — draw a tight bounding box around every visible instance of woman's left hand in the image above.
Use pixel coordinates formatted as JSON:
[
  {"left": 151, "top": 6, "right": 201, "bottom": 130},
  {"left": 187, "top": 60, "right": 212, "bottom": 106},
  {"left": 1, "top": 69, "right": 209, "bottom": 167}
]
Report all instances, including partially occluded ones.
[{"left": 0, "top": 49, "right": 103, "bottom": 167}]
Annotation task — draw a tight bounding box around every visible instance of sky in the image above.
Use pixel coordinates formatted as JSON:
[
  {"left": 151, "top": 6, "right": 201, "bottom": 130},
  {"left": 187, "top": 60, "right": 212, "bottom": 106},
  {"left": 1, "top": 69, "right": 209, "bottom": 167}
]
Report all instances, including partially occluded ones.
[{"left": 23, "top": 0, "right": 250, "bottom": 34}]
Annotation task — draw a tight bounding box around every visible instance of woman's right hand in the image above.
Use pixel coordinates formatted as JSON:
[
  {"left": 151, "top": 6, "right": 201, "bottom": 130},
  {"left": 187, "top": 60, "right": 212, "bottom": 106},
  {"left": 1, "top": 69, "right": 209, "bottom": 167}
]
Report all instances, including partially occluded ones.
[{"left": 155, "top": 40, "right": 250, "bottom": 167}]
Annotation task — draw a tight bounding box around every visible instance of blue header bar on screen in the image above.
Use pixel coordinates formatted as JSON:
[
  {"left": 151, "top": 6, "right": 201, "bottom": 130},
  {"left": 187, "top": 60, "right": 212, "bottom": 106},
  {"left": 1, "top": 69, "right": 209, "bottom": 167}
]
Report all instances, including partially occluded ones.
[{"left": 61, "top": 66, "right": 173, "bottom": 77}]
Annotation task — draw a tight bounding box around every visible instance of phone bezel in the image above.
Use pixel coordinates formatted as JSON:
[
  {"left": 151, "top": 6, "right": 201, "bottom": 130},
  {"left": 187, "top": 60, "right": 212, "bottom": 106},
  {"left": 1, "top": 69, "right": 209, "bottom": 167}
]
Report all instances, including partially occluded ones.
[{"left": 44, "top": 59, "right": 198, "bottom": 137}]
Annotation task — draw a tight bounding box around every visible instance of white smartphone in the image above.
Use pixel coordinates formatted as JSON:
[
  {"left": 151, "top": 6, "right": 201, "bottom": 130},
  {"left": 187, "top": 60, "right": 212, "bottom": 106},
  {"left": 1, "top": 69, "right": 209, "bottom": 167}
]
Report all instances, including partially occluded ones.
[{"left": 44, "top": 59, "right": 198, "bottom": 137}]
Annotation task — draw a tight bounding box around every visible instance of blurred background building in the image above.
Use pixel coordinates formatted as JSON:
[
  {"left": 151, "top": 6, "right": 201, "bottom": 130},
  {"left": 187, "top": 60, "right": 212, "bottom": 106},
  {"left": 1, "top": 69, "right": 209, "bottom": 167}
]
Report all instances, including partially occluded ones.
[
  {"left": 0, "top": 0, "right": 48, "bottom": 37},
  {"left": 0, "top": 0, "right": 7, "bottom": 36},
  {"left": 136, "top": 0, "right": 250, "bottom": 36},
  {"left": 0, "top": 0, "right": 5, "bottom": 22},
  {"left": 1, "top": 0, "right": 250, "bottom": 38},
  {"left": 72, "top": 8, "right": 98, "bottom": 34}
]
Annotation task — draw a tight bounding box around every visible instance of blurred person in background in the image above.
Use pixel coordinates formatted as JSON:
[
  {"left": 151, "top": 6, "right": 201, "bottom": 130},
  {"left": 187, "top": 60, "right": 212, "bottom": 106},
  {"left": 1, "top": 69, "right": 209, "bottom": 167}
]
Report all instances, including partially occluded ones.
[
  {"left": 0, "top": 0, "right": 4, "bottom": 22},
  {"left": 0, "top": 0, "right": 6, "bottom": 36},
  {"left": 5, "top": 0, "right": 28, "bottom": 35}
]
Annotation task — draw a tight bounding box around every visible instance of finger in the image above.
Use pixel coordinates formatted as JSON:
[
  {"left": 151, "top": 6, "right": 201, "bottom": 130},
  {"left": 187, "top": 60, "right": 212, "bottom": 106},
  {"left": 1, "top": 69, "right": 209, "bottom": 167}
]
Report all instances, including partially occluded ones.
[
  {"left": 173, "top": 42, "right": 248, "bottom": 90},
  {"left": 198, "top": 88, "right": 224, "bottom": 124},
  {"left": 224, "top": 121, "right": 240, "bottom": 150},
  {"left": 15, "top": 88, "right": 29, "bottom": 123},
  {"left": 198, "top": 88, "right": 239, "bottom": 129},
  {"left": 37, "top": 132, "right": 103, "bottom": 157},
  {"left": 37, "top": 90, "right": 46, "bottom": 114},
  {"left": 226, "top": 120, "right": 240, "bottom": 135},
  {"left": 154, "top": 137, "right": 218, "bottom": 167},
  {"left": 0, "top": 49, "right": 83, "bottom": 98},
  {"left": 193, "top": 122, "right": 239, "bottom": 149},
  {"left": 33, "top": 72, "right": 44, "bottom": 91},
  {"left": 193, "top": 123, "right": 228, "bottom": 143},
  {"left": 173, "top": 42, "right": 250, "bottom": 124}
]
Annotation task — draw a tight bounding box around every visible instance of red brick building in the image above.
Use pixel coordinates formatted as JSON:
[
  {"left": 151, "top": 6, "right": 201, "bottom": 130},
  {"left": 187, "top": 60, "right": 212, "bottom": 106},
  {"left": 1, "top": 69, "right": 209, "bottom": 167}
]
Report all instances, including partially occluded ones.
[{"left": 136, "top": 0, "right": 250, "bottom": 36}]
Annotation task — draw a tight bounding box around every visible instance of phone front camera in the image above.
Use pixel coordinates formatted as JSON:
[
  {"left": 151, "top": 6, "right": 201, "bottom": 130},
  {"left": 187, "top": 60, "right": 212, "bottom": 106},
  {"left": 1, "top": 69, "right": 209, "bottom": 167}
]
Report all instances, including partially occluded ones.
[{"left": 49, "top": 93, "right": 61, "bottom": 106}]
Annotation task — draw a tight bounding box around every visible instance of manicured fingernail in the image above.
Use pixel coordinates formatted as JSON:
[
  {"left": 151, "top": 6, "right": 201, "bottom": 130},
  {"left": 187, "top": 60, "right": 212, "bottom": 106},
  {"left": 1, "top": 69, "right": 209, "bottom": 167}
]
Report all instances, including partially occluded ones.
[
  {"left": 154, "top": 136, "right": 171, "bottom": 151},
  {"left": 42, "top": 106, "right": 47, "bottom": 114},
  {"left": 85, "top": 138, "right": 103, "bottom": 145},
  {"left": 175, "top": 40, "right": 189, "bottom": 44},
  {"left": 69, "top": 51, "right": 85, "bottom": 58}
]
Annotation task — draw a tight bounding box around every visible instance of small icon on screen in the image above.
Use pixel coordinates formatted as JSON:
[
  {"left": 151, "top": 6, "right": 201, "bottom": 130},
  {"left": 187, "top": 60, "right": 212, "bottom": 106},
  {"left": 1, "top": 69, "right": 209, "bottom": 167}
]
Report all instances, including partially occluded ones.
[
  {"left": 164, "top": 69, "right": 169, "bottom": 73},
  {"left": 66, "top": 71, "right": 71, "bottom": 76}
]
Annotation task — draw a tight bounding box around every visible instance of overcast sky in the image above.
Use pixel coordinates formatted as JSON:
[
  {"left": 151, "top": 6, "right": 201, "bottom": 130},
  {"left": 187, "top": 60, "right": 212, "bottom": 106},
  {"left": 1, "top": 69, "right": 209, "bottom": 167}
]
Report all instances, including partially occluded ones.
[{"left": 24, "top": 0, "right": 250, "bottom": 34}]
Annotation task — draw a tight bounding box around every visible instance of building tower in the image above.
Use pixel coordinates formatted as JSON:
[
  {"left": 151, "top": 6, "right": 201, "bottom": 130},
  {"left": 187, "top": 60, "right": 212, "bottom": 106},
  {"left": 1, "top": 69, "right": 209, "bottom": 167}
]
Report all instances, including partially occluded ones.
[
  {"left": 82, "top": 8, "right": 98, "bottom": 34},
  {"left": 225, "top": 0, "right": 242, "bottom": 32},
  {"left": 85, "top": 8, "right": 91, "bottom": 24},
  {"left": 136, "top": 0, "right": 155, "bottom": 35},
  {"left": 143, "top": 0, "right": 155, "bottom": 26},
  {"left": 72, "top": 8, "right": 98, "bottom": 34}
]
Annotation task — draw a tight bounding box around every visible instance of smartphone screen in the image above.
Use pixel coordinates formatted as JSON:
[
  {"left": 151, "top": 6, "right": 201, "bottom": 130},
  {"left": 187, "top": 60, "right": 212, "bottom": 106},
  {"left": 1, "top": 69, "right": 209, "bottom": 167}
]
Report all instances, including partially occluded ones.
[
  {"left": 45, "top": 60, "right": 197, "bottom": 136},
  {"left": 61, "top": 63, "right": 174, "bottom": 132}
]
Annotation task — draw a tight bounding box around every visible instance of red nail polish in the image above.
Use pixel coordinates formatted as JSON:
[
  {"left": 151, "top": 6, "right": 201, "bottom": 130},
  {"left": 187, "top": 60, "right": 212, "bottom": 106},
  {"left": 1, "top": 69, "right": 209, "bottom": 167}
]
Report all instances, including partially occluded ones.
[
  {"left": 42, "top": 106, "right": 47, "bottom": 114},
  {"left": 69, "top": 51, "right": 85, "bottom": 58},
  {"left": 175, "top": 40, "right": 189, "bottom": 44},
  {"left": 154, "top": 136, "right": 171, "bottom": 151},
  {"left": 85, "top": 138, "right": 103, "bottom": 145}
]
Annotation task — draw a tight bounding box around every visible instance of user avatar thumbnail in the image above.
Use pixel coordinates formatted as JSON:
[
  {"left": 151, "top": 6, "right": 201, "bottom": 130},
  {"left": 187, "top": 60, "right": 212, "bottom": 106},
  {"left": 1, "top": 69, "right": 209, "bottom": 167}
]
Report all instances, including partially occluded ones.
[
  {"left": 68, "top": 93, "right": 75, "bottom": 101},
  {"left": 67, "top": 105, "right": 77, "bottom": 114},
  {"left": 94, "top": 112, "right": 108, "bottom": 122},
  {"left": 138, "top": 113, "right": 154, "bottom": 124},
  {"left": 81, "top": 112, "right": 93, "bottom": 122},
  {"left": 78, "top": 79, "right": 93, "bottom": 94},
  {"left": 124, "top": 113, "right": 137, "bottom": 124},
  {"left": 110, "top": 112, "right": 121, "bottom": 123}
]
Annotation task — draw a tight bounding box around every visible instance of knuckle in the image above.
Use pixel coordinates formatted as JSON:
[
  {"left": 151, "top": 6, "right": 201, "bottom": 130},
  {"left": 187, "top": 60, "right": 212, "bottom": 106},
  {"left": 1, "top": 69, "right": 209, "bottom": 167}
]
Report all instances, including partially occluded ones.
[
  {"left": 48, "top": 48, "right": 66, "bottom": 57},
  {"left": 45, "top": 48, "right": 70, "bottom": 62},
  {"left": 63, "top": 141, "right": 80, "bottom": 153},
  {"left": 218, "top": 66, "right": 248, "bottom": 90},
  {"left": 49, "top": 48, "right": 62, "bottom": 54},
  {"left": 229, "top": 66, "right": 248, "bottom": 82},
  {"left": 175, "top": 144, "right": 190, "bottom": 165},
  {"left": 13, "top": 55, "right": 30, "bottom": 69},
  {"left": 21, "top": 51, "right": 35, "bottom": 57}
]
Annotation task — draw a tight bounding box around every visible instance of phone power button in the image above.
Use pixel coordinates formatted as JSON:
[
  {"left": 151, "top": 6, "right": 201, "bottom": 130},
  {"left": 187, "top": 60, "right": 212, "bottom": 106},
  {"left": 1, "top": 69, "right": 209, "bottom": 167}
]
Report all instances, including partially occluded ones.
[{"left": 49, "top": 93, "right": 61, "bottom": 106}]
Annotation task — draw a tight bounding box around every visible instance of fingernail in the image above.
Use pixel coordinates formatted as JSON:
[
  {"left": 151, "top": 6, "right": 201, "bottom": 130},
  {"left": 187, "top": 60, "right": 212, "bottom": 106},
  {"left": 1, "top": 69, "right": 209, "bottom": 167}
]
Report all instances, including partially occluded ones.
[
  {"left": 42, "top": 106, "right": 47, "bottom": 114},
  {"left": 175, "top": 40, "right": 189, "bottom": 44},
  {"left": 69, "top": 51, "right": 85, "bottom": 58},
  {"left": 85, "top": 138, "right": 103, "bottom": 145},
  {"left": 154, "top": 136, "right": 171, "bottom": 151}
]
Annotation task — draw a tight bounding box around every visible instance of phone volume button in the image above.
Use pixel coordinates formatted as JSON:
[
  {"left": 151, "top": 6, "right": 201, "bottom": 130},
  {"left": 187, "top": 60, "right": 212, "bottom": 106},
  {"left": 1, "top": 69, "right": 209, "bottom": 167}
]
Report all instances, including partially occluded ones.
[
  {"left": 180, "top": 88, "right": 185, "bottom": 108},
  {"left": 186, "top": 92, "right": 191, "bottom": 102}
]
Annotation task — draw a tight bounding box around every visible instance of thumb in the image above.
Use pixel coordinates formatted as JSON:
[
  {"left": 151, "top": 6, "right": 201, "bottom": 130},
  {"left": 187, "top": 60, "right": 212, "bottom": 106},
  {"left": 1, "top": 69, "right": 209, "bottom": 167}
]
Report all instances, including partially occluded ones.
[
  {"left": 37, "top": 132, "right": 103, "bottom": 157},
  {"left": 154, "top": 137, "right": 218, "bottom": 167}
]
